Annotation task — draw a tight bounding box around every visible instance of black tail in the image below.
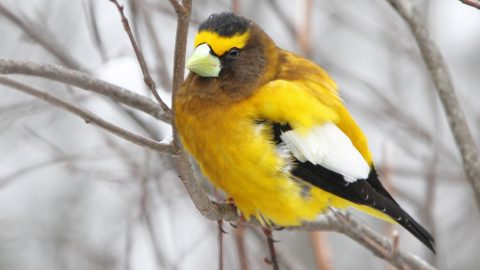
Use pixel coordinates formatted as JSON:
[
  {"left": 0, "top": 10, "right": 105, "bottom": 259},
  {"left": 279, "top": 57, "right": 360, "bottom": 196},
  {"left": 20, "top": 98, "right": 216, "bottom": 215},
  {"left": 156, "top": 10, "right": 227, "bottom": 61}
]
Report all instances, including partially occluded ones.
[
  {"left": 270, "top": 122, "right": 436, "bottom": 252},
  {"left": 365, "top": 168, "right": 436, "bottom": 253},
  {"left": 290, "top": 161, "right": 436, "bottom": 253},
  {"left": 393, "top": 207, "right": 436, "bottom": 253}
]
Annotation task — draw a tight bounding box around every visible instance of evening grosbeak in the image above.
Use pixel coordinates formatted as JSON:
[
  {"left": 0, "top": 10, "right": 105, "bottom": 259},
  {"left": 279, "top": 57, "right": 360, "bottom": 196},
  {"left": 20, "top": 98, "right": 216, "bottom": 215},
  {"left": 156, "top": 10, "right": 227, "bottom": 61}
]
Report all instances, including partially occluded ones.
[{"left": 174, "top": 12, "right": 435, "bottom": 252}]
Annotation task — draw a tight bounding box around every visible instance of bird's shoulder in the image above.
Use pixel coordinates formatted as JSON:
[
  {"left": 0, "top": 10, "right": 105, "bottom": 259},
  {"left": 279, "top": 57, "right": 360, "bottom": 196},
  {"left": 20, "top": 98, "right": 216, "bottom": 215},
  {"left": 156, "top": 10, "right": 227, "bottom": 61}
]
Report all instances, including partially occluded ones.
[
  {"left": 248, "top": 49, "right": 343, "bottom": 128},
  {"left": 250, "top": 49, "right": 373, "bottom": 164},
  {"left": 275, "top": 49, "right": 338, "bottom": 96}
]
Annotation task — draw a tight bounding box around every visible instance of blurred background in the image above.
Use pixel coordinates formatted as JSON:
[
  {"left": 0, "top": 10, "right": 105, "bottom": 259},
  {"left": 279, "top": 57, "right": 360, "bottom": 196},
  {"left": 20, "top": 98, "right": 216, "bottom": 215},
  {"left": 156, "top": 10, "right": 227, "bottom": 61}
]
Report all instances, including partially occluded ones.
[{"left": 0, "top": 0, "right": 479, "bottom": 269}]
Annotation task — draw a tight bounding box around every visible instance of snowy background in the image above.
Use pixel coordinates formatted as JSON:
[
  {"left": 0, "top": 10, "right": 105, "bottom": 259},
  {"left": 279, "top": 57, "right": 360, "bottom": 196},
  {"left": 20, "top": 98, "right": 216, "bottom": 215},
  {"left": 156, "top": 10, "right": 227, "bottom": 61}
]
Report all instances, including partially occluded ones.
[{"left": 0, "top": 0, "right": 479, "bottom": 269}]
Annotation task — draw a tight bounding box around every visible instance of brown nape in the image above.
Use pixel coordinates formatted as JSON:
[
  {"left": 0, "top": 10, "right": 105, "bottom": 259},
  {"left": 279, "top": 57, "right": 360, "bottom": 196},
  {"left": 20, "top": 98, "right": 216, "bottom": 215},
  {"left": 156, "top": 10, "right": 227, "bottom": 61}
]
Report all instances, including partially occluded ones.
[
  {"left": 182, "top": 24, "right": 280, "bottom": 103},
  {"left": 217, "top": 24, "right": 279, "bottom": 100}
]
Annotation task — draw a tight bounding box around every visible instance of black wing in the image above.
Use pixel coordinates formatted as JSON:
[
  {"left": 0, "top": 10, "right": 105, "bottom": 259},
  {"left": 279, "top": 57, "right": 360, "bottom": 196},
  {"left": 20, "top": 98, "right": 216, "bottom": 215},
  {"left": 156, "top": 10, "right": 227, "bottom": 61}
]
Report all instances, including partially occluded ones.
[{"left": 270, "top": 122, "right": 436, "bottom": 253}]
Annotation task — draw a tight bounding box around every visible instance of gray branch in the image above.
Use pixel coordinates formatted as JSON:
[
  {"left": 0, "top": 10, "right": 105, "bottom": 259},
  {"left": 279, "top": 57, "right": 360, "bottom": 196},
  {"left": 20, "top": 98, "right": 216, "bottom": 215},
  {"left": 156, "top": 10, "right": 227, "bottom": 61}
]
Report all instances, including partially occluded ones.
[
  {"left": 0, "top": 77, "right": 176, "bottom": 155},
  {"left": 0, "top": 2, "right": 84, "bottom": 70},
  {"left": 459, "top": 0, "right": 480, "bottom": 9},
  {"left": 386, "top": 0, "right": 480, "bottom": 209},
  {"left": 289, "top": 209, "right": 435, "bottom": 270},
  {"left": 0, "top": 59, "right": 171, "bottom": 123}
]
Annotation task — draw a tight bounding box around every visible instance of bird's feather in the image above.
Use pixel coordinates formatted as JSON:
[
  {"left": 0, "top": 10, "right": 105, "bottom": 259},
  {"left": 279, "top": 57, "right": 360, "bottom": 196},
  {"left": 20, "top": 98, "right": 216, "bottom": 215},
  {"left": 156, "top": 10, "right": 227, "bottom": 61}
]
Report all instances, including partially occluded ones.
[
  {"left": 280, "top": 122, "right": 370, "bottom": 182},
  {"left": 269, "top": 122, "right": 436, "bottom": 252}
]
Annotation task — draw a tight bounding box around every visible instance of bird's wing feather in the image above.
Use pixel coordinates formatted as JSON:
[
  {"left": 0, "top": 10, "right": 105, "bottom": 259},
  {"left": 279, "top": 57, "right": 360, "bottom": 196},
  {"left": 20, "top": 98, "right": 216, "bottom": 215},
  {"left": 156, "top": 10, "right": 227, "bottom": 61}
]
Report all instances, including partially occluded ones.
[
  {"left": 253, "top": 78, "right": 435, "bottom": 252},
  {"left": 251, "top": 80, "right": 339, "bottom": 129},
  {"left": 276, "top": 50, "right": 374, "bottom": 165},
  {"left": 280, "top": 122, "right": 370, "bottom": 182},
  {"left": 253, "top": 78, "right": 369, "bottom": 182},
  {"left": 268, "top": 121, "right": 436, "bottom": 252}
]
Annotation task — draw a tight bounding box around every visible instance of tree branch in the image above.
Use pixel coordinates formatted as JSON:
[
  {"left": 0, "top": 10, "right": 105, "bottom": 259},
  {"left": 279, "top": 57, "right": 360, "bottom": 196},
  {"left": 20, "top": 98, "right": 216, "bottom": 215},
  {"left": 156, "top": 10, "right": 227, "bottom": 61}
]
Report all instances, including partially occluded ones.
[
  {"left": 136, "top": 0, "right": 172, "bottom": 91},
  {"left": 166, "top": 0, "right": 232, "bottom": 221},
  {"left": 310, "top": 231, "right": 333, "bottom": 270},
  {"left": 297, "top": 0, "right": 313, "bottom": 58},
  {"left": 386, "top": 0, "right": 480, "bottom": 210},
  {"left": 289, "top": 210, "right": 435, "bottom": 270},
  {"left": 0, "top": 59, "right": 171, "bottom": 123},
  {"left": 0, "top": 2, "right": 84, "bottom": 70},
  {"left": 169, "top": 0, "right": 191, "bottom": 96},
  {"left": 0, "top": 155, "right": 79, "bottom": 189},
  {"left": 0, "top": 77, "right": 176, "bottom": 155},
  {"left": 233, "top": 225, "right": 249, "bottom": 270},
  {"left": 0, "top": 3, "right": 168, "bottom": 140},
  {"left": 169, "top": 0, "right": 186, "bottom": 14},
  {"left": 109, "top": 0, "right": 171, "bottom": 113},
  {"left": 459, "top": 0, "right": 480, "bottom": 9},
  {"left": 82, "top": 0, "right": 109, "bottom": 62}
]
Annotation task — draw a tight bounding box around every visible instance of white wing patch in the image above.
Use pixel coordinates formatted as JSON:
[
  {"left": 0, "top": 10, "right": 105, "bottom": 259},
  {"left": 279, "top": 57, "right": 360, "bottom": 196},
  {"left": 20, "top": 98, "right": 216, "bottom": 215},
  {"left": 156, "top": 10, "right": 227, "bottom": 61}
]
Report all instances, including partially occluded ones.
[{"left": 280, "top": 122, "right": 370, "bottom": 182}]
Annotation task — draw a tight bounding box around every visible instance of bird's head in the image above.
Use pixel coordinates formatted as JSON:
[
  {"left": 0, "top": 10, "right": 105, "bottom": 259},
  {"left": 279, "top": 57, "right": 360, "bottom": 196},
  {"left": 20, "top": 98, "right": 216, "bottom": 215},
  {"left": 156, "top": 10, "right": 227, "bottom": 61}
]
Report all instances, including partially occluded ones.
[{"left": 186, "top": 12, "right": 277, "bottom": 99}]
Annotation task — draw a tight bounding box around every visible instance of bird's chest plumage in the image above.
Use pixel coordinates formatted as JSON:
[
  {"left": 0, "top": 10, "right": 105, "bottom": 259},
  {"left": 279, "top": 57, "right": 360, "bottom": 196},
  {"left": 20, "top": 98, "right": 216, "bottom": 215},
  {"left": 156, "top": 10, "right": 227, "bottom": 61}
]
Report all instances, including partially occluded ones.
[
  {"left": 174, "top": 94, "right": 326, "bottom": 225},
  {"left": 175, "top": 95, "right": 280, "bottom": 188}
]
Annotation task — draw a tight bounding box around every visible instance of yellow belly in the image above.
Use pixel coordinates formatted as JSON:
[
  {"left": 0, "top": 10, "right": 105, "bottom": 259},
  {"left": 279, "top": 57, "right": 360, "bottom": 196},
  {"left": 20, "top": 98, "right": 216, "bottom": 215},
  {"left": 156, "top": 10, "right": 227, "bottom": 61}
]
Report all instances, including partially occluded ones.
[{"left": 175, "top": 95, "right": 393, "bottom": 226}]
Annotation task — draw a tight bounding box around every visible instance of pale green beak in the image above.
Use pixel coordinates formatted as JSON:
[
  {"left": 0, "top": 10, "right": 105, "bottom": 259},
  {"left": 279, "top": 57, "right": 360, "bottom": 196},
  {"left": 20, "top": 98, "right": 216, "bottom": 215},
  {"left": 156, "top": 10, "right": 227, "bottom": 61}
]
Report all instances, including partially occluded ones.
[{"left": 186, "top": 43, "right": 221, "bottom": 77}]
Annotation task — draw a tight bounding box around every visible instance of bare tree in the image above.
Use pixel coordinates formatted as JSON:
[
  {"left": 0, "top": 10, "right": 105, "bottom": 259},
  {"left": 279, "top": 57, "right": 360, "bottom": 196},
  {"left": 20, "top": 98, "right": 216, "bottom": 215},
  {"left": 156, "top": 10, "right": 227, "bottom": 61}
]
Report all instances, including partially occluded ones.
[{"left": 0, "top": 0, "right": 478, "bottom": 269}]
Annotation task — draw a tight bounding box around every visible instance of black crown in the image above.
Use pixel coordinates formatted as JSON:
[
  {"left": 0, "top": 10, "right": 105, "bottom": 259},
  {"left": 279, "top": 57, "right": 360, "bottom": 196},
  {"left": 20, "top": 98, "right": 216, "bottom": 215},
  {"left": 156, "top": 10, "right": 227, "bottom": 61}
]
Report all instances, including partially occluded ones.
[{"left": 199, "top": 12, "right": 251, "bottom": 37}]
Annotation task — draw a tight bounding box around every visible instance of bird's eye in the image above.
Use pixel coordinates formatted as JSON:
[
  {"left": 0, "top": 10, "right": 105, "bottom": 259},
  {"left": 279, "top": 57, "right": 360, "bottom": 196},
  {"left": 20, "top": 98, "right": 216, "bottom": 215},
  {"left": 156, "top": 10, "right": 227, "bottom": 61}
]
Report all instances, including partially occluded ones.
[{"left": 228, "top": 48, "right": 240, "bottom": 58}]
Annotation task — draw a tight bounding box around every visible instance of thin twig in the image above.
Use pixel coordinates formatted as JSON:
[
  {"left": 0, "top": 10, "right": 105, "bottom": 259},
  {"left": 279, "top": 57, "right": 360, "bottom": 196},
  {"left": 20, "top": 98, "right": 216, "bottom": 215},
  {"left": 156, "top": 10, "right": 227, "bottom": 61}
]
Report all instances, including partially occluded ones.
[
  {"left": 83, "top": 0, "right": 109, "bottom": 62},
  {"left": 231, "top": 0, "right": 240, "bottom": 13},
  {"left": 234, "top": 225, "right": 249, "bottom": 270},
  {"left": 128, "top": 0, "right": 143, "bottom": 54},
  {"left": 0, "top": 77, "right": 176, "bottom": 155},
  {"left": 0, "top": 155, "right": 79, "bottom": 189},
  {"left": 218, "top": 220, "right": 225, "bottom": 270},
  {"left": 386, "top": 0, "right": 480, "bottom": 210},
  {"left": 0, "top": 3, "right": 84, "bottom": 70},
  {"left": 290, "top": 210, "right": 435, "bottom": 270},
  {"left": 109, "top": 0, "right": 171, "bottom": 113},
  {"left": 389, "top": 230, "right": 407, "bottom": 270},
  {"left": 422, "top": 78, "right": 440, "bottom": 266},
  {"left": 169, "top": 0, "right": 185, "bottom": 14},
  {"left": 249, "top": 227, "right": 309, "bottom": 270},
  {"left": 139, "top": 152, "right": 169, "bottom": 269},
  {"left": 310, "top": 231, "right": 333, "bottom": 270},
  {"left": 263, "top": 228, "right": 279, "bottom": 270},
  {"left": 392, "top": 230, "right": 400, "bottom": 256},
  {"left": 123, "top": 212, "right": 133, "bottom": 270},
  {"left": 297, "top": 0, "right": 313, "bottom": 57},
  {"left": 0, "top": 3, "right": 168, "bottom": 140},
  {"left": 136, "top": 0, "right": 172, "bottom": 90},
  {"left": 120, "top": 108, "right": 160, "bottom": 140},
  {"left": 23, "top": 125, "right": 65, "bottom": 155},
  {"left": 459, "top": 0, "right": 480, "bottom": 9},
  {"left": 0, "top": 59, "right": 171, "bottom": 123}
]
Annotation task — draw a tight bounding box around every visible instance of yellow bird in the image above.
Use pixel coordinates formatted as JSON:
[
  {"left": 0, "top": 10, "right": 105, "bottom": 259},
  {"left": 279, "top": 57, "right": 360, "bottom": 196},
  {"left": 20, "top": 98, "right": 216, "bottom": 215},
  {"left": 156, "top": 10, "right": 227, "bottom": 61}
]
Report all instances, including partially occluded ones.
[{"left": 175, "top": 12, "right": 435, "bottom": 252}]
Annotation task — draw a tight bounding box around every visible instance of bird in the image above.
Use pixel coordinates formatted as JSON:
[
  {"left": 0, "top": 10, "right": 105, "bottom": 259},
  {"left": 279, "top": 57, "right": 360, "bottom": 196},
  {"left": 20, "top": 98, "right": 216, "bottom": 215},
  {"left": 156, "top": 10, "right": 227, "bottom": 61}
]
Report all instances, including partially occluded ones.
[{"left": 174, "top": 12, "right": 435, "bottom": 253}]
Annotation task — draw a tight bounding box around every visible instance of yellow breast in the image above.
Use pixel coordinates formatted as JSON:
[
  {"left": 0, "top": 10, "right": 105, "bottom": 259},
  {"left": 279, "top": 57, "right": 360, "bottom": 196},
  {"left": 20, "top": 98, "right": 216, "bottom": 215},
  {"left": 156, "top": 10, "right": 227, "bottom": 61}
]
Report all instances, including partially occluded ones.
[{"left": 175, "top": 89, "right": 345, "bottom": 225}]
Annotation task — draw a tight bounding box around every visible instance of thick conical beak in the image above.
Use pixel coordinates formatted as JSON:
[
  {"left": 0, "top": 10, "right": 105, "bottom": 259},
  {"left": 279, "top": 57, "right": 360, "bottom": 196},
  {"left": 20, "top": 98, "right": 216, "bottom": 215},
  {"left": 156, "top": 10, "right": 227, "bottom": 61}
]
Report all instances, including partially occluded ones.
[{"left": 186, "top": 43, "right": 221, "bottom": 77}]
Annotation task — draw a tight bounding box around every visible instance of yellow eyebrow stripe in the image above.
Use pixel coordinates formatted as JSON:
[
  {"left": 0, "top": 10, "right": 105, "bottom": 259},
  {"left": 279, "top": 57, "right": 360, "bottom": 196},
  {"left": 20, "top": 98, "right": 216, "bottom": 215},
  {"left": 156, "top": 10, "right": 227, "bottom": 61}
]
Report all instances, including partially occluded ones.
[{"left": 194, "top": 30, "right": 250, "bottom": 56}]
